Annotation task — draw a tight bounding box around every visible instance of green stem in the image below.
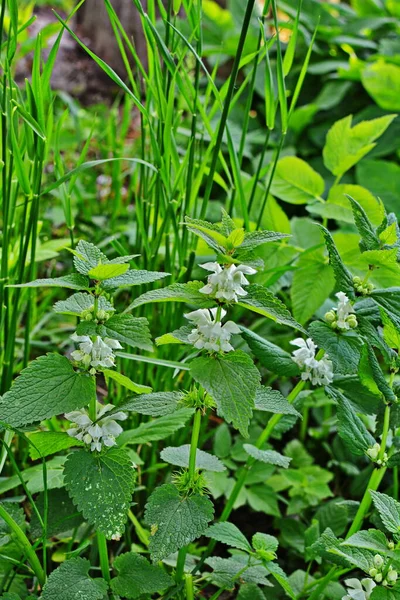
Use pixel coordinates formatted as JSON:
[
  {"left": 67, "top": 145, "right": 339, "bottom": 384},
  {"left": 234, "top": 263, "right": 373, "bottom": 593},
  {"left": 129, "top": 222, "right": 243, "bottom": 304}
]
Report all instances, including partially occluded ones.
[
  {"left": 97, "top": 531, "right": 110, "bottom": 583},
  {"left": 0, "top": 504, "right": 45, "bottom": 586},
  {"left": 185, "top": 573, "right": 195, "bottom": 600},
  {"left": 189, "top": 409, "right": 202, "bottom": 480},
  {"left": 128, "top": 510, "right": 149, "bottom": 546}
]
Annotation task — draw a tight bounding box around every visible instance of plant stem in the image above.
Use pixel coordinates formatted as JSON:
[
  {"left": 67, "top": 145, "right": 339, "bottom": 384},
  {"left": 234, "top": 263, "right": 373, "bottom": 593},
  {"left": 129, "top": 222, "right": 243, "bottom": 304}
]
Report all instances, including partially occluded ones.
[
  {"left": 0, "top": 504, "right": 45, "bottom": 587},
  {"left": 97, "top": 531, "right": 111, "bottom": 583},
  {"left": 128, "top": 510, "right": 149, "bottom": 546},
  {"left": 185, "top": 573, "right": 195, "bottom": 600},
  {"left": 189, "top": 409, "right": 202, "bottom": 480}
]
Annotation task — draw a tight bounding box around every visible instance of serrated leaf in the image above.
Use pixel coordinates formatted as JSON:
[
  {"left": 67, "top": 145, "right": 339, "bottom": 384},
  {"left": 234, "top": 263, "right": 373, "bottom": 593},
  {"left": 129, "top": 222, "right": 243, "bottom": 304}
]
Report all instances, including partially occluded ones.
[
  {"left": 240, "top": 327, "right": 300, "bottom": 377},
  {"left": 64, "top": 447, "right": 136, "bottom": 539},
  {"left": 365, "top": 343, "right": 397, "bottom": 403},
  {"left": 370, "top": 491, "right": 400, "bottom": 535},
  {"left": 110, "top": 552, "right": 173, "bottom": 599},
  {"left": 348, "top": 195, "right": 380, "bottom": 252},
  {"left": 53, "top": 293, "right": 114, "bottom": 316},
  {"left": 370, "top": 585, "right": 400, "bottom": 600},
  {"left": 205, "top": 522, "right": 252, "bottom": 551},
  {"left": 129, "top": 281, "right": 215, "bottom": 310},
  {"left": 308, "top": 321, "right": 363, "bottom": 375},
  {"left": 292, "top": 251, "right": 335, "bottom": 324},
  {"left": 0, "top": 354, "right": 96, "bottom": 427},
  {"left": 102, "top": 269, "right": 170, "bottom": 289},
  {"left": 318, "top": 225, "right": 355, "bottom": 298},
  {"left": 144, "top": 483, "right": 214, "bottom": 561},
  {"left": 116, "top": 392, "right": 184, "bottom": 416},
  {"left": 118, "top": 407, "right": 194, "bottom": 445},
  {"left": 270, "top": 156, "right": 324, "bottom": 204},
  {"left": 371, "top": 288, "right": 400, "bottom": 331},
  {"left": 239, "top": 285, "right": 305, "bottom": 332},
  {"left": 156, "top": 325, "right": 191, "bottom": 346},
  {"left": 28, "top": 431, "right": 83, "bottom": 460},
  {"left": 41, "top": 557, "right": 108, "bottom": 600},
  {"left": 330, "top": 389, "right": 376, "bottom": 456},
  {"left": 240, "top": 230, "right": 290, "bottom": 249},
  {"left": 0, "top": 456, "right": 65, "bottom": 495},
  {"left": 243, "top": 444, "right": 291, "bottom": 468},
  {"left": 79, "top": 314, "right": 153, "bottom": 352},
  {"left": 9, "top": 274, "right": 90, "bottom": 290},
  {"left": 73, "top": 240, "right": 107, "bottom": 275},
  {"left": 206, "top": 555, "right": 273, "bottom": 588},
  {"left": 252, "top": 532, "right": 279, "bottom": 554},
  {"left": 254, "top": 387, "right": 301, "bottom": 417},
  {"left": 88, "top": 263, "right": 129, "bottom": 280},
  {"left": 160, "top": 445, "right": 225, "bottom": 472},
  {"left": 190, "top": 350, "right": 260, "bottom": 437},
  {"left": 343, "top": 529, "right": 392, "bottom": 555},
  {"left": 103, "top": 369, "right": 152, "bottom": 394},
  {"left": 185, "top": 216, "right": 228, "bottom": 253},
  {"left": 265, "top": 562, "right": 296, "bottom": 599},
  {"left": 30, "top": 488, "right": 83, "bottom": 539}
]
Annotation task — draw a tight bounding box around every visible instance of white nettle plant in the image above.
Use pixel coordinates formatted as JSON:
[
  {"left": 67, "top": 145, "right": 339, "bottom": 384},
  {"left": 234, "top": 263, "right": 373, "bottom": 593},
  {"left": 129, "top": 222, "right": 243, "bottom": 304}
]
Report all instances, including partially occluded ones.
[
  {"left": 325, "top": 291, "right": 358, "bottom": 331},
  {"left": 342, "top": 578, "right": 376, "bottom": 600},
  {"left": 70, "top": 332, "right": 123, "bottom": 371},
  {"left": 291, "top": 337, "right": 334, "bottom": 386},
  {"left": 66, "top": 403, "right": 127, "bottom": 452},
  {"left": 199, "top": 262, "right": 256, "bottom": 302},
  {"left": 185, "top": 308, "right": 241, "bottom": 353}
]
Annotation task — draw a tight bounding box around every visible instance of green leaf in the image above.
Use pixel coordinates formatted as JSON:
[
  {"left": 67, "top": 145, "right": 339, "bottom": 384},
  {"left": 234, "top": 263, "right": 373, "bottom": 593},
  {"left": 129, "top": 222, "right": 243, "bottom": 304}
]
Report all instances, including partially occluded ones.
[
  {"left": 41, "top": 557, "right": 108, "bottom": 600},
  {"left": 0, "top": 354, "right": 96, "bottom": 427},
  {"left": 323, "top": 114, "right": 396, "bottom": 177},
  {"left": 0, "top": 456, "right": 65, "bottom": 495},
  {"left": 252, "top": 532, "right": 279, "bottom": 555},
  {"left": 64, "top": 447, "right": 136, "bottom": 539},
  {"left": 291, "top": 251, "right": 335, "bottom": 324},
  {"left": 30, "top": 488, "right": 82, "bottom": 539},
  {"left": 128, "top": 281, "right": 215, "bottom": 310},
  {"left": 254, "top": 386, "right": 301, "bottom": 417},
  {"left": 308, "top": 321, "right": 363, "bottom": 375},
  {"left": 331, "top": 389, "right": 376, "bottom": 456},
  {"left": 372, "top": 288, "right": 400, "bottom": 333},
  {"left": 144, "top": 483, "right": 214, "bottom": 561},
  {"left": 362, "top": 62, "right": 400, "bottom": 111},
  {"left": 308, "top": 184, "right": 385, "bottom": 226},
  {"left": 184, "top": 216, "right": 228, "bottom": 253},
  {"left": 348, "top": 195, "right": 381, "bottom": 252},
  {"left": 206, "top": 555, "right": 272, "bottom": 588},
  {"left": 239, "top": 284, "right": 306, "bottom": 332},
  {"left": 73, "top": 240, "right": 107, "bottom": 275},
  {"left": 270, "top": 156, "right": 324, "bottom": 204},
  {"left": 110, "top": 552, "right": 173, "bottom": 599},
  {"left": 370, "top": 585, "right": 400, "bottom": 600},
  {"left": 190, "top": 350, "right": 260, "bottom": 437},
  {"left": 365, "top": 344, "right": 397, "bottom": 403},
  {"left": 116, "top": 392, "right": 184, "bottom": 416},
  {"left": 118, "top": 407, "right": 194, "bottom": 445},
  {"left": 101, "top": 269, "right": 170, "bottom": 289},
  {"left": 243, "top": 444, "right": 291, "bottom": 468},
  {"left": 205, "top": 522, "right": 252, "bottom": 552},
  {"left": 103, "top": 370, "right": 152, "bottom": 394},
  {"left": 240, "top": 230, "right": 290, "bottom": 249},
  {"left": 318, "top": 225, "right": 355, "bottom": 298},
  {"left": 79, "top": 314, "right": 153, "bottom": 352},
  {"left": 343, "top": 529, "right": 393, "bottom": 555},
  {"left": 9, "top": 274, "right": 90, "bottom": 291},
  {"left": 88, "top": 263, "right": 129, "bottom": 280},
  {"left": 53, "top": 293, "right": 114, "bottom": 316},
  {"left": 370, "top": 491, "right": 400, "bottom": 535},
  {"left": 240, "top": 327, "right": 300, "bottom": 377},
  {"left": 28, "top": 431, "right": 83, "bottom": 460},
  {"left": 160, "top": 445, "right": 226, "bottom": 472},
  {"left": 356, "top": 159, "right": 400, "bottom": 214}
]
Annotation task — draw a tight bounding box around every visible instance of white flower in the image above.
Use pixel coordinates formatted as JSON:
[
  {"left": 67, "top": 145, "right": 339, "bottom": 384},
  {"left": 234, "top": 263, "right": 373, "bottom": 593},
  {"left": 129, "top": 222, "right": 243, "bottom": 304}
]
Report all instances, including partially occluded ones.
[
  {"left": 342, "top": 578, "right": 376, "bottom": 600},
  {"left": 65, "top": 403, "right": 127, "bottom": 452},
  {"left": 70, "top": 332, "right": 122, "bottom": 370},
  {"left": 291, "top": 337, "right": 334, "bottom": 387},
  {"left": 336, "top": 292, "right": 355, "bottom": 330},
  {"left": 185, "top": 308, "right": 240, "bottom": 353},
  {"left": 199, "top": 262, "right": 256, "bottom": 303}
]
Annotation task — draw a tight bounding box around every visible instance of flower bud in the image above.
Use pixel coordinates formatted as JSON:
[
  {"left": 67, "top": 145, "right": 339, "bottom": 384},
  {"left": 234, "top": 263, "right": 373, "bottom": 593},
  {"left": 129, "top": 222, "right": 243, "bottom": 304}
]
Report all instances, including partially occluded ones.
[
  {"left": 369, "top": 568, "right": 378, "bottom": 577},
  {"left": 324, "top": 310, "right": 336, "bottom": 323},
  {"left": 387, "top": 541, "right": 395, "bottom": 550},
  {"left": 374, "top": 554, "right": 384, "bottom": 568},
  {"left": 387, "top": 569, "right": 398, "bottom": 583},
  {"left": 375, "top": 573, "right": 383, "bottom": 583},
  {"left": 347, "top": 315, "right": 358, "bottom": 329},
  {"left": 85, "top": 312, "right": 93, "bottom": 321},
  {"left": 367, "top": 444, "right": 380, "bottom": 461},
  {"left": 353, "top": 276, "right": 362, "bottom": 285},
  {"left": 97, "top": 309, "right": 107, "bottom": 321}
]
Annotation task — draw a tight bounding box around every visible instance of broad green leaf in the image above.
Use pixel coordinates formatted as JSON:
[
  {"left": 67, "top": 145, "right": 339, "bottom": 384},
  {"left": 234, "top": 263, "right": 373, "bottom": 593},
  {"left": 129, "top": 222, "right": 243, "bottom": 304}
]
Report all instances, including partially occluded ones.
[
  {"left": 30, "top": 488, "right": 82, "bottom": 539},
  {"left": 116, "top": 392, "right": 184, "bottom": 416},
  {"left": 78, "top": 314, "right": 153, "bottom": 352},
  {"left": 252, "top": 532, "right": 279, "bottom": 554},
  {"left": 246, "top": 484, "right": 281, "bottom": 517},
  {"left": 28, "top": 431, "right": 83, "bottom": 460},
  {"left": 110, "top": 552, "right": 173, "bottom": 599},
  {"left": 308, "top": 322, "right": 363, "bottom": 375},
  {"left": 371, "top": 288, "right": 400, "bottom": 332},
  {"left": 0, "top": 456, "right": 65, "bottom": 495},
  {"left": 239, "top": 284, "right": 306, "bottom": 332},
  {"left": 308, "top": 184, "right": 385, "bottom": 226},
  {"left": 103, "top": 369, "right": 152, "bottom": 394},
  {"left": 318, "top": 225, "right": 355, "bottom": 298},
  {"left": 118, "top": 408, "right": 194, "bottom": 445},
  {"left": 73, "top": 240, "right": 107, "bottom": 275},
  {"left": 9, "top": 274, "right": 90, "bottom": 291},
  {"left": 323, "top": 114, "right": 396, "bottom": 177},
  {"left": 362, "top": 62, "right": 400, "bottom": 111},
  {"left": 53, "top": 292, "right": 114, "bottom": 316},
  {"left": 160, "top": 445, "right": 225, "bottom": 472},
  {"left": 0, "top": 354, "right": 96, "bottom": 427},
  {"left": 88, "top": 263, "right": 129, "bottom": 280},
  {"left": 240, "top": 327, "right": 300, "bottom": 377},
  {"left": 205, "top": 522, "right": 252, "bottom": 552},
  {"left": 270, "top": 156, "right": 324, "bottom": 204},
  {"left": 370, "top": 586, "right": 400, "bottom": 600},
  {"left": 102, "top": 269, "right": 170, "bottom": 289},
  {"left": 291, "top": 251, "right": 335, "bottom": 324},
  {"left": 190, "top": 350, "right": 260, "bottom": 437},
  {"left": 41, "top": 557, "right": 108, "bottom": 600},
  {"left": 370, "top": 491, "right": 400, "bottom": 535},
  {"left": 185, "top": 216, "right": 228, "bottom": 253},
  {"left": 356, "top": 159, "right": 400, "bottom": 213},
  {"left": 156, "top": 325, "right": 191, "bottom": 346},
  {"left": 128, "top": 281, "right": 215, "bottom": 310},
  {"left": 265, "top": 562, "right": 296, "bottom": 599},
  {"left": 144, "top": 483, "right": 214, "bottom": 561},
  {"left": 254, "top": 386, "right": 301, "bottom": 417},
  {"left": 343, "top": 529, "right": 393, "bottom": 555},
  {"left": 244, "top": 444, "right": 291, "bottom": 468},
  {"left": 64, "top": 447, "right": 136, "bottom": 539},
  {"left": 238, "top": 584, "right": 267, "bottom": 600},
  {"left": 206, "top": 555, "right": 272, "bottom": 588},
  {"left": 332, "top": 389, "right": 376, "bottom": 456},
  {"left": 240, "top": 230, "right": 290, "bottom": 249}
]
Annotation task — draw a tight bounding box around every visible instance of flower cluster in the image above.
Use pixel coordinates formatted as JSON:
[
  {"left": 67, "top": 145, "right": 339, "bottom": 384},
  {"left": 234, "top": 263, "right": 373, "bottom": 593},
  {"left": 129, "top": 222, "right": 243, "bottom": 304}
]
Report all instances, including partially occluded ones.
[
  {"left": 368, "top": 554, "right": 398, "bottom": 586},
  {"left": 325, "top": 292, "right": 357, "bottom": 331},
  {"left": 199, "top": 262, "right": 256, "bottom": 303},
  {"left": 70, "top": 332, "right": 122, "bottom": 371},
  {"left": 185, "top": 308, "right": 240, "bottom": 353},
  {"left": 366, "top": 443, "right": 388, "bottom": 466},
  {"left": 342, "top": 578, "right": 376, "bottom": 600},
  {"left": 65, "top": 403, "right": 127, "bottom": 452},
  {"left": 291, "top": 338, "right": 334, "bottom": 386},
  {"left": 353, "top": 276, "right": 374, "bottom": 296}
]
